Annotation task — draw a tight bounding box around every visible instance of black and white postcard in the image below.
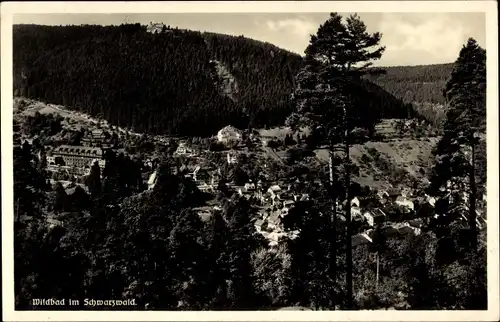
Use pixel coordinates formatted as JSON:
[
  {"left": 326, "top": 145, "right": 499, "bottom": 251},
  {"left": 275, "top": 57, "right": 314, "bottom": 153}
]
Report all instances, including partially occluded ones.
[{"left": 1, "top": 1, "right": 498, "bottom": 321}]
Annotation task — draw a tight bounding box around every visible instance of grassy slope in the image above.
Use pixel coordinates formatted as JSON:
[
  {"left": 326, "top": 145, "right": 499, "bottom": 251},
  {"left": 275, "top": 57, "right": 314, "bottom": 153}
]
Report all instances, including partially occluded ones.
[{"left": 314, "top": 137, "right": 440, "bottom": 190}]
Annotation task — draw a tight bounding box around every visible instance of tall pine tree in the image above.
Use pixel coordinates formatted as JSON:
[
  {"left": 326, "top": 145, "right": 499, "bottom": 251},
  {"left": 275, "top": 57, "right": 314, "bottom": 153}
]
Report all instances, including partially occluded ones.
[
  {"left": 429, "top": 38, "right": 486, "bottom": 250},
  {"left": 86, "top": 160, "right": 102, "bottom": 199},
  {"left": 287, "top": 12, "right": 385, "bottom": 309}
]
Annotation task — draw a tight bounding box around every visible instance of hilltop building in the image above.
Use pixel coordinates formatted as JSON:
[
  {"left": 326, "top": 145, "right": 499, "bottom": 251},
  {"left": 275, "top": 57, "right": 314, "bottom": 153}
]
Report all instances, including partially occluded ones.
[{"left": 146, "top": 22, "right": 166, "bottom": 34}]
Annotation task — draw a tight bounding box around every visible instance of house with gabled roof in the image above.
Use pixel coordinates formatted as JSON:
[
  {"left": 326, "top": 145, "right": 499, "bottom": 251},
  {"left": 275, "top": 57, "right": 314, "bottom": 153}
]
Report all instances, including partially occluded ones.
[
  {"left": 363, "top": 208, "right": 386, "bottom": 227},
  {"left": 351, "top": 197, "right": 361, "bottom": 208},
  {"left": 175, "top": 142, "right": 195, "bottom": 156},
  {"left": 245, "top": 182, "right": 256, "bottom": 191},
  {"left": 147, "top": 170, "right": 158, "bottom": 190},
  {"left": 254, "top": 218, "right": 265, "bottom": 233},
  {"left": 351, "top": 206, "right": 363, "bottom": 218},
  {"left": 395, "top": 195, "right": 415, "bottom": 212},
  {"left": 394, "top": 222, "right": 421, "bottom": 236},
  {"left": 266, "top": 211, "right": 281, "bottom": 230},
  {"left": 267, "top": 184, "right": 282, "bottom": 194},
  {"left": 377, "top": 189, "right": 390, "bottom": 201}
]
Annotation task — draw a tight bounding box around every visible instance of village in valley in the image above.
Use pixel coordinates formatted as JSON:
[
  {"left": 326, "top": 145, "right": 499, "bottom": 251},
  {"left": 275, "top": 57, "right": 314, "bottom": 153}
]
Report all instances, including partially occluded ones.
[
  {"left": 13, "top": 96, "right": 487, "bottom": 249},
  {"left": 10, "top": 11, "right": 489, "bottom": 311}
]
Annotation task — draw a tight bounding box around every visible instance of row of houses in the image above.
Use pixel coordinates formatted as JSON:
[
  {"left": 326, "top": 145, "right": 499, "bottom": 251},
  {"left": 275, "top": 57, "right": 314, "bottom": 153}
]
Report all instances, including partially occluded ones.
[
  {"left": 351, "top": 222, "right": 423, "bottom": 247},
  {"left": 350, "top": 183, "right": 487, "bottom": 248},
  {"left": 247, "top": 182, "right": 311, "bottom": 246}
]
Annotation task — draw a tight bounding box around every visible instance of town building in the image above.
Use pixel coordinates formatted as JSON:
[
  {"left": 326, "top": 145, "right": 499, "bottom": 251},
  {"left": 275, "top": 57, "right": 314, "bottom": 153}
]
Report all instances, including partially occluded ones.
[
  {"left": 81, "top": 129, "right": 110, "bottom": 148},
  {"left": 394, "top": 222, "right": 421, "bottom": 236},
  {"left": 227, "top": 150, "right": 239, "bottom": 164},
  {"left": 46, "top": 154, "right": 56, "bottom": 165},
  {"left": 147, "top": 171, "right": 157, "bottom": 190},
  {"left": 395, "top": 195, "right": 415, "bottom": 212},
  {"left": 217, "top": 125, "right": 242, "bottom": 144},
  {"left": 244, "top": 182, "right": 256, "bottom": 191},
  {"left": 281, "top": 200, "right": 295, "bottom": 217},
  {"left": 174, "top": 142, "right": 195, "bottom": 156},
  {"left": 50, "top": 145, "right": 105, "bottom": 169},
  {"left": 254, "top": 218, "right": 265, "bottom": 233},
  {"left": 424, "top": 194, "right": 437, "bottom": 207},
  {"left": 364, "top": 208, "right": 386, "bottom": 227},
  {"left": 351, "top": 206, "right": 363, "bottom": 218},
  {"left": 351, "top": 197, "right": 361, "bottom": 208}
]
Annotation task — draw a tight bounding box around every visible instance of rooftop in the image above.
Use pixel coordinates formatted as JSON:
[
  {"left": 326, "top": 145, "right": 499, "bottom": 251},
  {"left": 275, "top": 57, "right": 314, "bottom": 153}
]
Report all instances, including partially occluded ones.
[{"left": 53, "top": 145, "right": 103, "bottom": 157}]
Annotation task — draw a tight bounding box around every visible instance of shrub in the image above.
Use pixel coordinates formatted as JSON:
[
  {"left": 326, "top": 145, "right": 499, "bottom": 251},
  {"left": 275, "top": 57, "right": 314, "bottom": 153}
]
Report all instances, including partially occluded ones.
[
  {"left": 360, "top": 154, "right": 371, "bottom": 164},
  {"left": 267, "top": 139, "right": 281, "bottom": 149}
]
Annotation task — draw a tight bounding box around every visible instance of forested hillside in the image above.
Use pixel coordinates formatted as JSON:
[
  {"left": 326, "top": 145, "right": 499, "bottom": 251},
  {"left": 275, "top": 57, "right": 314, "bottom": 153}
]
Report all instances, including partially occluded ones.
[
  {"left": 14, "top": 24, "right": 445, "bottom": 136},
  {"left": 366, "top": 64, "right": 454, "bottom": 105}
]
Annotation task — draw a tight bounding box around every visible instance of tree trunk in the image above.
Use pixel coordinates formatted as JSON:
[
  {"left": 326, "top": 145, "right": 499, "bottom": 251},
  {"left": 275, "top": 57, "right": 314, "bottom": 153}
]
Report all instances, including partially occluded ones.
[
  {"left": 344, "top": 112, "right": 353, "bottom": 309},
  {"left": 469, "top": 136, "right": 477, "bottom": 250},
  {"left": 15, "top": 198, "right": 20, "bottom": 223},
  {"left": 328, "top": 149, "right": 337, "bottom": 310}
]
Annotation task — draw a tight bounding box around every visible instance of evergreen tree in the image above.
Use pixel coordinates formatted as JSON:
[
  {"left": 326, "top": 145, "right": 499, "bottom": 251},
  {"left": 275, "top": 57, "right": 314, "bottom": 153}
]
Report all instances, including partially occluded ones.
[
  {"left": 287, "top": 12, "right": 386, "bottom": 308},
  {"left": 223, "top": 196, "right": 257, "bottom": 308},
  {"left": 369, "top": 223, "right": 387, "bottom": 292},
  {"left": 14, "top": 142, "right": 48, "bottom": 221},
  {"left": 285, "top": 199, "right": 345, "bottom": 309},
  {"left": 53, "top": 182, "right": 68, "bottom": 213},
  {"left": 207, "top": 211, "right": 231, "bottom": 308},
  {"left": 169, "top": 210, "right": 210, "bottom": 309},
  {"left": 86, "top": 161, "right": 102, "bottom": 199},
  {"left": 429, "top": 38, "right": 486, "bottom": 250}
]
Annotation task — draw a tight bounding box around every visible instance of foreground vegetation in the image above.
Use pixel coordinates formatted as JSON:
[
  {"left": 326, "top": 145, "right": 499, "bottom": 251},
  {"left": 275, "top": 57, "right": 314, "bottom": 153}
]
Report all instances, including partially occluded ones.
[{"left": 14, "top": 139, "right": 487, "bottom": 310}]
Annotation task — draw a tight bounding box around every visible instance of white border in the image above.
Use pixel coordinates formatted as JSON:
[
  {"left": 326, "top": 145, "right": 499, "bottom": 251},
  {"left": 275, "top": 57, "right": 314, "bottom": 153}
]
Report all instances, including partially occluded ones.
[{"left": 1, "top": 1, "right": 499, "bottom": 321}]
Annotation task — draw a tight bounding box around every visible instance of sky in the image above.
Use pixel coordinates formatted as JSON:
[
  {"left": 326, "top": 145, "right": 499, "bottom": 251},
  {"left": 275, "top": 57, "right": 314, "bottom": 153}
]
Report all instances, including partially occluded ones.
[{"left": 14, "top": 12, "right": 486, "bottom": 66}]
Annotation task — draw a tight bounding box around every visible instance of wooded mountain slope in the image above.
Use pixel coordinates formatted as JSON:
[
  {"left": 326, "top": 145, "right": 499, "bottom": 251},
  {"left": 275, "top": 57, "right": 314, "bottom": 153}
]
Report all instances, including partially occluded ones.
[
  {"left": 14, "top": 24, "right": 449, "bottom": 136},
  {"left": 366, "top": 64, "right": 454, "bottom": 105}
]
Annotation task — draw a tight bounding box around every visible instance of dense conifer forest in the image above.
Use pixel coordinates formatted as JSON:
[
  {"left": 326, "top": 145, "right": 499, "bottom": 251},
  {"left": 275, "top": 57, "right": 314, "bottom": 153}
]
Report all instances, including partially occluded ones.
[
  {"left": 366, "top": 64, "right": 454, "bottom": 105},
  {"left": 13, "top": 24, "right": 449, "bottom": 136}
]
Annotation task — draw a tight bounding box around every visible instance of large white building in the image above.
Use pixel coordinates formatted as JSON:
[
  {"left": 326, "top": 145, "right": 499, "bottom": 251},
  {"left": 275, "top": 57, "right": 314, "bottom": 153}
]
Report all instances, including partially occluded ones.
[
  {"left": 50, "top": 145, "right": 106, "bottom": 169},
  {"left": 217, "top": 125, "right": 242, "bottom": 144}
]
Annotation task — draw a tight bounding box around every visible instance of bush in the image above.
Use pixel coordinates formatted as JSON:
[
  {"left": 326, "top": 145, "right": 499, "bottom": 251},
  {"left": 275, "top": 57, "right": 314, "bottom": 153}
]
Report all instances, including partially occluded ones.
[
  {"left": 209, "top": 141, "right": 226, "bottom": 151},
  {"left": 285, "top": 148, "right": 314, "bottom": 165},
  {"left": 360, "top": 154, "right": 371, "bottom": 164},
  {"left": 267, "top": 139, "right": 281, "bottom": 149}
]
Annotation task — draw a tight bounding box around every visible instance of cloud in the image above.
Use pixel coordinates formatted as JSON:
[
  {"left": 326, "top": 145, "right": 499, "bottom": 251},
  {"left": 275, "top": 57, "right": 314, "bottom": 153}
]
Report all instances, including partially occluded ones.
[
  {"left": 262, "top": 13, "right": 478, "bottom": 65},
  {"left": 266, "top": 18, "right": 317, "bottom": 39},
  {"left": 377, "top": 13, "right": 470, "bottom": 65}
]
